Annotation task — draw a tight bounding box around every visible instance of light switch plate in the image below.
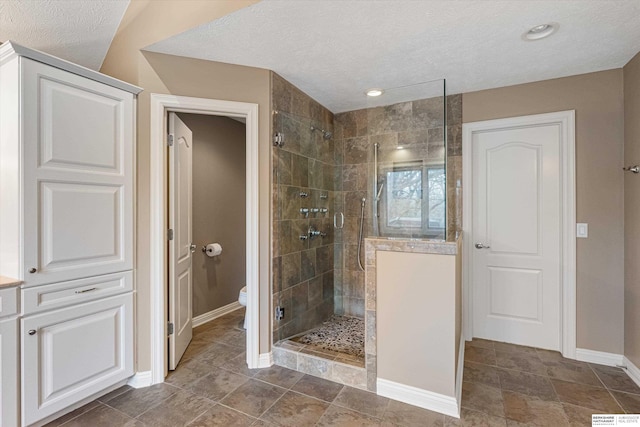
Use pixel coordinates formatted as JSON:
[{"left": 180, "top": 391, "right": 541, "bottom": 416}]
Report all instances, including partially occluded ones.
[{"left": 577, "top": 223, "right": 588, "bottom": 238}]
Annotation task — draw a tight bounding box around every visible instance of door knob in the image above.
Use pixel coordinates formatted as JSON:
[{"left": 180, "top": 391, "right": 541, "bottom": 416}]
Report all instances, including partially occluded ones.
[{"left": 475, "top": 243, "right": 491, "bottom": 249}]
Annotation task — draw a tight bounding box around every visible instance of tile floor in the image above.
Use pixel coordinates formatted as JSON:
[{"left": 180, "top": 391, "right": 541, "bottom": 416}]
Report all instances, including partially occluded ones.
[{"left": 45, "top": 309, "right": 640, "bottom": 426}]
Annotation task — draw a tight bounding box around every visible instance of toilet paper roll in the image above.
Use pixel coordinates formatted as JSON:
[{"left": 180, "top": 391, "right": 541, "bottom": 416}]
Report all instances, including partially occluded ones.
[{"left": 205, "top": 243, "right": 222, "bottom": 257}]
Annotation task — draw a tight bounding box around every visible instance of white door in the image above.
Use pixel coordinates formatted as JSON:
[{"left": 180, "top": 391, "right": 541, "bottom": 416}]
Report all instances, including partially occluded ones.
[
  {"left": 472, "top": 122, "right": 561, "bottom": 350},
  {"left": 168, "top": 113, "right": 193, "bottom": 370},
  {"left": 21, "top": 58, "right": 134, "bottom": 286}
]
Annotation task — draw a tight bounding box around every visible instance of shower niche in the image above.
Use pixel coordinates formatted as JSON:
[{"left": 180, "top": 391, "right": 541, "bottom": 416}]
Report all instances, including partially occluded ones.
[{"left": 271, "top": 73, "right": 461, "bottom": 385}]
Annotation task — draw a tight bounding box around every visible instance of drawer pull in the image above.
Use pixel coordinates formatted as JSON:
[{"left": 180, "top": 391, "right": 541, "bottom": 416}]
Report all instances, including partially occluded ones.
[
  {"left": 75, "top": 287, "right": 97, "bottom": 294},
  {"left": 28, "top": 330, "right": 36, "bottom": 335}
]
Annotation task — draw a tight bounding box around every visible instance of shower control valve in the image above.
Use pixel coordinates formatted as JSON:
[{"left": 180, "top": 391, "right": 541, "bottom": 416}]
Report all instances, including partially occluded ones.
[{"left": 308, "top": 226, "right": 327, "bottom": 240}]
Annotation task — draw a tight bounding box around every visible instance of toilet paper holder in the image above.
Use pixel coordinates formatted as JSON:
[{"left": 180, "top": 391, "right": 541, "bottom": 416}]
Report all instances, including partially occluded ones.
[{"left": 202, "top": 243, "right": 223, "bottom": 257}]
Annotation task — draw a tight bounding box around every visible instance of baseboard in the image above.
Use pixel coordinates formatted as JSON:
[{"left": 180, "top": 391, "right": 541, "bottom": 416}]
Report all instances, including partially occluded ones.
[
  {"left": 576, "top": 348, "right": 624, "bottom": 367},
  {"left": 193, "top": 302, "right": 243, "bottom": 328},
  {"left": 455, "top": 335, "right": 465, "bottom": 417},
  {"left": 623, "top": 357, "right": 640, "bottom": 389},
  {"left": 258, "top": 352, "right": 274, "bottom": 368},
  {"left": 377, "top": 378, "right": 459, "bottom": 418},
  {"left": 127, "top": 371, "right": 153, "bottom": 389}
]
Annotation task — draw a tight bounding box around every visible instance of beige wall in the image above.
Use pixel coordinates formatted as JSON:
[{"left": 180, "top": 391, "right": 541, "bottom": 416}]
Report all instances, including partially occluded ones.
[
  {"left": 377, "top": 251, "right": 458, "bottom": 396},
  {"left": 624, "top": 52, "right": 640, "bottom": 366},
  {"left": 100, "top": 0, "right": 271, "bottom": 371},
  {"left": 100, "top": 0, "right": 259, "bottom": 83},
  {"left": 178, "top": 114, "right": 246, "bottom": 318},
  {"left": 463, "top": 69, "right": 625, "bottom": 354}
]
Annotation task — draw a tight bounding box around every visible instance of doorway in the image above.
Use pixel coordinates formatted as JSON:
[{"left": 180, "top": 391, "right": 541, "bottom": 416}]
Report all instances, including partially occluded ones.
[
  {"left": 167, "top": 112, "right": 247, "bottom": 369},
  {"left": 149, "top": 95, "right": 260, "bottom": 384},
  {"left": 462, "top": 110, "right": 576, "bottom": 358}
]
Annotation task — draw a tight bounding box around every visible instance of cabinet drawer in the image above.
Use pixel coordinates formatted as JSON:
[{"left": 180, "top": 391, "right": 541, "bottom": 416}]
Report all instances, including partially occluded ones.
[
  {"left": 0, "top": 287, "right": 18, "bottom": 318},
  {"left": 22, "top": 271, "right": 132, "bottom": 315}
]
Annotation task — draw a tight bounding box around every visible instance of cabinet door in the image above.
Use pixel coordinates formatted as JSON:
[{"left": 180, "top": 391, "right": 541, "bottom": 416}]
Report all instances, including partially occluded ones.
[
  {"left": 20, "top": 58, "right": 133, "bottom": 286},
  {"left": 22, "top": 293, "right": 133, "bottom": 426},
  {"left": 0, "top": 317, "right": 18, "bottom": 427}
]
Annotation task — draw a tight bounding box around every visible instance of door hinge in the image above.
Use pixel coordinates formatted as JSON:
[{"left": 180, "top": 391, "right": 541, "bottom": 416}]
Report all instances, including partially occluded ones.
[
  {"left": 168, "top": 134, "right": 174, "bottom": 146},
  {"left": 167, "top": 229, "right": 174, "bottom": 240},
  {"left": 168, "top": 322, "right": 174, "bottom": 335}
]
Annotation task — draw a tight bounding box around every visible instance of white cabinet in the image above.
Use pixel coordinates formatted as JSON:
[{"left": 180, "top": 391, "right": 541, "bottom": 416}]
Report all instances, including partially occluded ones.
[
  {"left": 0, "top": 41, "right": 141, "bottom": 427},
  {"left": 0, "top": 288, "right": 20, "bottom": 427},
  {"left": 21, "top": 294, "right": 133, "bottom": 426},
  {"left": 3, "top": 55, "right": 134, "bottom": 287}
]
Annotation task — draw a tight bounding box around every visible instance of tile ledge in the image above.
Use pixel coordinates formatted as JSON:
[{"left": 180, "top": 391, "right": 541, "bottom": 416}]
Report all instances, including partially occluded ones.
[{"left": 365, "top": 237, "right": 459, "bottom": 255}]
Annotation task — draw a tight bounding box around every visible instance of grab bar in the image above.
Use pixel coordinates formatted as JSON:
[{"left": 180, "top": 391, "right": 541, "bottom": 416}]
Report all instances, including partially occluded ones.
[{"left": 373, "top": 143, "right": 380, "bottom": 235}]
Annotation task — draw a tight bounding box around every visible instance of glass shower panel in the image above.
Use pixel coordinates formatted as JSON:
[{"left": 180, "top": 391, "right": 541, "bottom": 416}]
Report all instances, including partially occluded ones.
[
  {"left": 272, "top": 109, "right": 337, "bottom": 343},
  {"left": 366, "top": 79, "right": 447, "bottom": 240},
  {"left": 272, "top": 110, "right": 285, "bottom": 344}
]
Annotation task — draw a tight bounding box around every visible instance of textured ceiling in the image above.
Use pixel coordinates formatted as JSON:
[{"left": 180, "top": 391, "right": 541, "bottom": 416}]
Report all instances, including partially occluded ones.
[
  {"left": 0, "top": 0, "right": 129, "bottom": 70},
  {"left": 146, "top": 0, "right": 640, "bottom": 112}
]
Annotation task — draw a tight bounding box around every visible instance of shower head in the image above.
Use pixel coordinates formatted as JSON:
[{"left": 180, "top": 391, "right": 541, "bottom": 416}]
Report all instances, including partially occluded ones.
[{"left": 310, "top": 126, "right": 332, "bottom": 140}]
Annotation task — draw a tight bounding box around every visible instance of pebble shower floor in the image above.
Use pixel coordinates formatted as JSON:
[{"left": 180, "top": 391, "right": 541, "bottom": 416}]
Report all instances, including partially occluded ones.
[{"left": 291, "top": 315, "right": 365, "bottom": 360}]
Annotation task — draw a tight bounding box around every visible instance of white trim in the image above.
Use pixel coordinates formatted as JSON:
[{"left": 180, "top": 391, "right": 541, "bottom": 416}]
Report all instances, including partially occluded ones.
[
  {"left": 455, "top": 334, "right": 465, "bottom": 413},
  {"left": 258, "top": 352, "right": 274, "bottom": 368},
  {"left": 623, "top": 357, "right": 640, "bottom": 389},
  {"left": 377, "top": 378, "right": 459, "bottom": 418},
  {"left": 576, "top": 349, "right": 624, "bottom": 367},
  {"left": 192, "top": 302, "right": 243, "bottom": 328},
  {"left": 0, "top": 41, "right": 142, "bottom": 94},
  {"left": 127, "top": 371, "right": 153, "bottom": 389},
  {"left": 150, "top": 94, "right": 260, "bottom": 385},
  {"left": 462, "top": 110, "right": 576, "bottom": 359}
]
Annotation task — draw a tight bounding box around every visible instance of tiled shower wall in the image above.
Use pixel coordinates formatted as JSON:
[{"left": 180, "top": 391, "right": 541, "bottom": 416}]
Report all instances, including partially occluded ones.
[
  {"left": 333, "top": 95, "right": 463, "bottom": 318},
  {"left": 271, "top": 70, "right": 464, "bottom": 332},
  {"left": 446, "top": 95, "right": 463, "bottom": 241},
  {"left": 271, "top": 73, "right": 337, "bottom": 343}
]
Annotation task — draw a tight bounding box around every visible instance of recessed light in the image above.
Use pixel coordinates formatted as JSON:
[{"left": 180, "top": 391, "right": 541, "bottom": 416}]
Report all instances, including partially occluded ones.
[
  {"left": 366, "top": 88, "right": 384, "bottom": 97},
  {"left": 523, "top": 23, "right": 558, "bottom": 41},
  {"left": 396, "top": 146, "right": 404, "bottom": 150}
]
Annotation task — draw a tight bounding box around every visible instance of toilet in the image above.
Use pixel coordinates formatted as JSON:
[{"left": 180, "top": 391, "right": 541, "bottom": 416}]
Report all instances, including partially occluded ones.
[{"left": 238, "top": 286, "right": 247, "bottom": 329}]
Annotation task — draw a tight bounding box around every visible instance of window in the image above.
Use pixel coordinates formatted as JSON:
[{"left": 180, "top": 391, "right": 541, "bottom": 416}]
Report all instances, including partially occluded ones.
[{"left": 382, "top": 164, "right": 445, "bottom": 236}]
